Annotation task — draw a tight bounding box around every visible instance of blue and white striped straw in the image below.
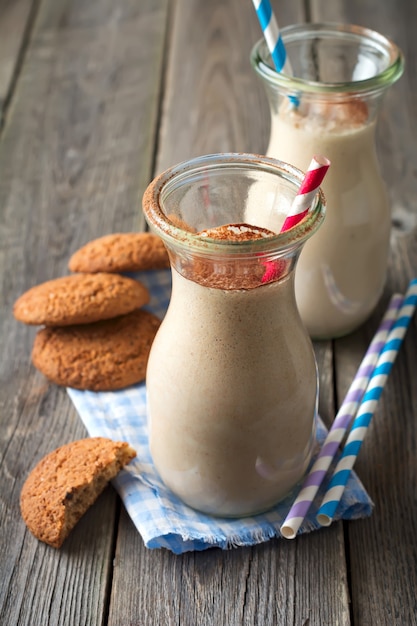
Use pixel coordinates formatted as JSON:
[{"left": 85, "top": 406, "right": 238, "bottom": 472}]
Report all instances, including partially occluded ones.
[
  {"left": 317, "top": 278, "right": 417, "bottom": 527},
  {"left": 280, "top": 293, "right": 403, "bottom": 539},
  {"left": 251, "top": 0, "right": 292, "bottom": 74}
]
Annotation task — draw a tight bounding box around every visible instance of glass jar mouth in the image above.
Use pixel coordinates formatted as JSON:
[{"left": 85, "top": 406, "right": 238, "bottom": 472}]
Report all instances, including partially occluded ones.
[
  {"left": 251, "top": 22, "right": 404, "bottom": 97},
  {"left": 142, "top": 153, "right": 325, "bottom": 257}
]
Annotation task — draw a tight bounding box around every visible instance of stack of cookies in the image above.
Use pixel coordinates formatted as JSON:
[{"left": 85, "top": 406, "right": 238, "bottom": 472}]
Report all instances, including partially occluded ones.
[
  {"left": 13, "top": 232, "right": 170, "bottom": 391},
  {"left": 15, "top": 232, "right": 170, "bottom": 547}
]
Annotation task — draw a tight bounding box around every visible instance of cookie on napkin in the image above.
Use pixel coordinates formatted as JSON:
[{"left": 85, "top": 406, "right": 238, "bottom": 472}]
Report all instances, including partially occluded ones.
[
  {"left": 32, "top": 309, "right": 161, "bottom": 390},
  {"left": 13, "top": 273, "right": 149, "bottom": 326},
  {"left": 20, "top": 437, "right": 136, "bottom": 548},
  {"left": 68, "top": 232, "right": 170, "bottom": 273}
]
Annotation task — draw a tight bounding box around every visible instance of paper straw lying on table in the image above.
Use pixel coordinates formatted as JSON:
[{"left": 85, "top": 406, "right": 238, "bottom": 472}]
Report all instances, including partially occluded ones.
[
  {"left": 251, "top": 0, "right": 291, "bottom": 73},
  {"left": 280, "top": 292, "right": 403, "bottom": 539},
  {"left": 317, "top": 278, "right": 417, "bottom": 527}
]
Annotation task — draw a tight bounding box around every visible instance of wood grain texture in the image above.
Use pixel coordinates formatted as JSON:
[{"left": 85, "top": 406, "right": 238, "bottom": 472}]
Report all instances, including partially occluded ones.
[
  {"left": 0, "top": 0, "right": 35, "bottom": 110},
  {"left": 110, "top": 510, "right": 351, "bottom": 626},
  {"left": 0, "top": 0, "right": 168, "bottom": 624},
  {"left": 155, "top": 0, "right": 304, "bottom": 173},
  {"left": 312, "top": 1, "right": 417, "bottom": 624}
]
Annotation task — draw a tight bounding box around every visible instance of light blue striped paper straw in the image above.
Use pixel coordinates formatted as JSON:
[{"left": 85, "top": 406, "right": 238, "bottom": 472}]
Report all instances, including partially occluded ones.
[
  {"left": 251, "top": 0, "right": 292, "bottom": 73},
  {"left": 317, "top": 278, "right": 417, "bottom": 527},
  {"left": 280, "top": 293, "right": 403, "bottom": 539}
]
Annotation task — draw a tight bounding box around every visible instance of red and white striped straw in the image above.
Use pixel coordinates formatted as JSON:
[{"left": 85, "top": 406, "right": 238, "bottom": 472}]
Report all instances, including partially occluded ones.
[{"left": 280, "top": 155, "right": 330, "bottom": 233}]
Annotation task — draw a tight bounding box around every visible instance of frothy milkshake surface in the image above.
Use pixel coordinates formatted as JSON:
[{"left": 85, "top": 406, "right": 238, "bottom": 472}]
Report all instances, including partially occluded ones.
[
  {"left": 268, "top": 101, "right": 391, "bottom": 338},
  {"left": 146, "top": 224, "right": 317, "bottom": 517}
]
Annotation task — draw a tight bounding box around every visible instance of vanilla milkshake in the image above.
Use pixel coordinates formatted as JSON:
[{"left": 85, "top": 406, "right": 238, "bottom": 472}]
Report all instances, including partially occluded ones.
[
  {"left": 142, "top": 154, "right": 325, "bottom": 517},
  {"left": 251, "top": 24, "right": 404, "bottom": 338},
  {"left": 146, "top": 264, "right": 317, "bottom": 516}
]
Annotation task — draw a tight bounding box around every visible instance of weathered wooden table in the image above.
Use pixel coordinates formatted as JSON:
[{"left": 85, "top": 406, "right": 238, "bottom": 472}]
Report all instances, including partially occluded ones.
[{"left": 1, "top": 0, "right": 416, "bottom": 624}]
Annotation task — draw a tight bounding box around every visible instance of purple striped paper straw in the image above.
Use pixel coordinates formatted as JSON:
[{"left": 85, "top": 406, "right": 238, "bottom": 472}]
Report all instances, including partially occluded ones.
[
  {"left": 317, "top": 278, "right": 417, "bottom": 527},
  {"left": 280, "top": 293, "right": 403, "bottom": 539},
  {"left": 251, "top": 0, "right": 292, "bottom": 74}
]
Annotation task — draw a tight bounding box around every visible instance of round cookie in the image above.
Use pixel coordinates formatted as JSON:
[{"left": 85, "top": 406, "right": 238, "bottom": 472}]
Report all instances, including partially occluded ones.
[
  {"left": 68, "top": 232, "right": 170, "bottom": 273},
  {"left": 13, "top": 273, "right": 149, "bottom": 326},
  {"left": 20, "top": 437, "right": 136, "bottom": 548},
  {"left": 31, "top": 309, "right": 161, "bottom": 390}
]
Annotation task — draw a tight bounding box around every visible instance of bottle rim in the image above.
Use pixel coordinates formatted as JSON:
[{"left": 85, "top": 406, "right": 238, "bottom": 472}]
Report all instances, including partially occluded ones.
[
  {"left": 250, "top": 22, "right": 404, "bottom": 97},
  {"left": 142, "top": 153, "right": 326, "bottom": 257}
]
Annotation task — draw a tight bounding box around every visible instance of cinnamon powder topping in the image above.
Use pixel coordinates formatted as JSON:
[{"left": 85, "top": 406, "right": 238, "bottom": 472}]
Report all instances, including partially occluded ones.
[
  {"left": 198, "top": 223, "right": 275, "bottom": 241},
  {"left": 175, "top": 222, "right": 289, "bottom": 290}
]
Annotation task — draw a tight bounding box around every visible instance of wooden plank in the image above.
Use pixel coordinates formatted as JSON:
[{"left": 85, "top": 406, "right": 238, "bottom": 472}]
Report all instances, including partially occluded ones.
[
  {"left": 155, "top": 0, "right": 305, "bottom": 174},
  {"left": 107, "top": 1, "right": 350, "bottom": 625},
  {"left": 0, "top": 0, "right": 169, "bottom": 624},
  {"left": 311, "top": 1, "right": 417, "bottom": 624},
  {"left": 0, "top": 0, "right": 35, "bottom": 111},
  {"left": 111, "top": 510, "right": 351, "bottom": 626}
]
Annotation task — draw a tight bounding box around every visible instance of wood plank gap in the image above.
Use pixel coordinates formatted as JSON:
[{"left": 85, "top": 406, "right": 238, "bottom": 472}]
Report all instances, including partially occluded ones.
[
  {"left": 0, "top": 0, "right": 42, "bottom": 133},
  {"left": 102, "top": 496, "right": 122, "bottom": 626},
  {"left": 241, "top": 548, "right": 253, "bottom": 622},
  {"left": 303, "top": 0, "right": 312, "bottom": 22},
  {"left": 148, "top": 0, "right": 177, "bottom": 186},
  {"left": 331, "top": 339, "right": 338, "bottom": 415},
  {"left": 343, "top": 521, "right": 354, "bottom": 626}
]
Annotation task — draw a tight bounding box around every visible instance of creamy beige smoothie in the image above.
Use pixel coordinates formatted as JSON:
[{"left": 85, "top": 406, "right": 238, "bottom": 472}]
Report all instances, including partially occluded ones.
[
  {"left": 146, "top": 261, "right": 317, "bottom": 517},
  {"left": 143, "top": 155, "right": 325, "bottom": 518},
  {"left": 267, "top": 102, "right": 391, "bottom": 338}
]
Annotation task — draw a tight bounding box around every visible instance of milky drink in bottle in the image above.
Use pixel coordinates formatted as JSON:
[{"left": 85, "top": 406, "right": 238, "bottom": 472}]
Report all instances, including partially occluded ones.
[
  {"left": 142, "top": 153, "right": 325, "bottom": 517},
  {"left": 251, "top": 23, "right": 404, "bottom": 338}
]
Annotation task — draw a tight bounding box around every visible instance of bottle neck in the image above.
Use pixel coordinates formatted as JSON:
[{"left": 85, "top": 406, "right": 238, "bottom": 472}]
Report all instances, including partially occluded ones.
[
  {"left": 250, "top": 25, "right": 404, "bottom": 102},
  {"left": 143, "top": 153, "right": 326, "bottom": 287},
  {"left": 165, "top": 240, "right": 302, "bottom": 290}
]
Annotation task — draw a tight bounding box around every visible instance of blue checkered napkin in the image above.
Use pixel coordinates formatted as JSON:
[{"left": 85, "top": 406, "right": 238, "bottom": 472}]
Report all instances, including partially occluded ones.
[{"left": 67, "top": 269, "right": 373, "bottom": 554}]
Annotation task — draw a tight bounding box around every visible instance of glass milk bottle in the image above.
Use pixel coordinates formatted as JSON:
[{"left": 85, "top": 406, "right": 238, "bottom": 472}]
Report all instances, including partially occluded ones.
[
  {"left": 251, "top": 23, "right": 404, "bottom": 338},
  {"left": 142, "top": 153, "right": 325, "bottom": 517}
]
